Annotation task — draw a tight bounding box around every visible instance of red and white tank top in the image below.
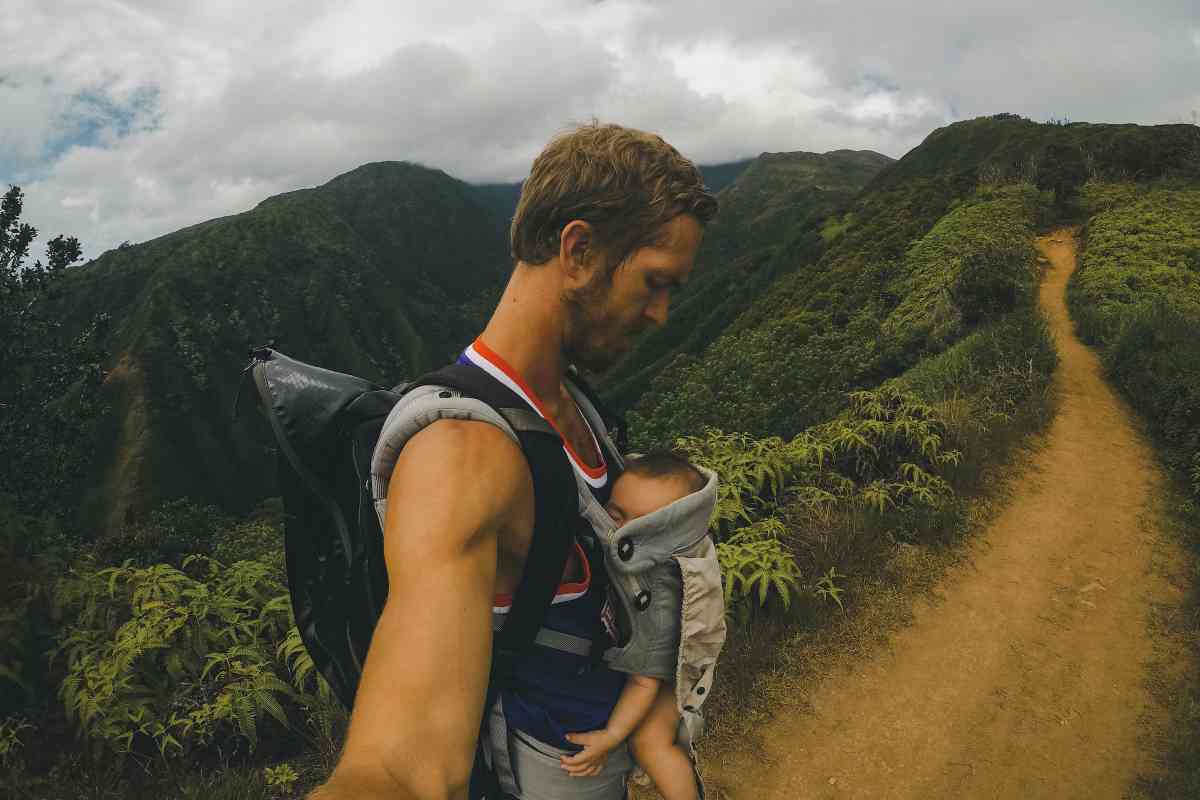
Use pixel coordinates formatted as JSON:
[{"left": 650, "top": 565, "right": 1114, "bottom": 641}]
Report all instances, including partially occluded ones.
[{"left": 458, "top": 338, "right": 608, "bottom": 491}]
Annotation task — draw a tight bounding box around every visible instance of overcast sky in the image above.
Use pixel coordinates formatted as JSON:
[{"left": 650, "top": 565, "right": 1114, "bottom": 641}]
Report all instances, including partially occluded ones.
[{"left": 3, "top": 0, "right": 1198, "bottom": 259}]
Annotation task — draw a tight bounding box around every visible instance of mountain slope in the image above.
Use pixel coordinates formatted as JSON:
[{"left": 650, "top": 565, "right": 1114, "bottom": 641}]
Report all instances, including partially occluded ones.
[
  {"left": 603, "top": 149, "right": 894, "bottom": 410},
  {"left": 54, "top": 162, "right": 511, "bottom": 533},
  {"left": 626, "top": 116, "right": 1200, "bottom": 447}
]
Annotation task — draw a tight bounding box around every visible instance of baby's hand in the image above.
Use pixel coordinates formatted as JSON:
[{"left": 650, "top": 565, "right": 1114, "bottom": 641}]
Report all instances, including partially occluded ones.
[{"left": 560, "top": 730, "right": 619, "bottom": 778}]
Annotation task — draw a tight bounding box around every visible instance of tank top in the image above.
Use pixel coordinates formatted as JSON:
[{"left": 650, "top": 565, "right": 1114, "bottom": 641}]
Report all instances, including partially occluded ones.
[{"left": 457, "top": 339, "right": 625, "bottom": 749}]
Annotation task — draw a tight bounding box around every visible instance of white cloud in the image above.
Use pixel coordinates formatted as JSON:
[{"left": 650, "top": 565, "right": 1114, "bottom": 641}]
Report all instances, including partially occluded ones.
[
  {"left": 665, "top": 41, "right": 828, "bottom": 116},
  {"left": 2, "top": 0, "right": 1198, "bottom": 260}
]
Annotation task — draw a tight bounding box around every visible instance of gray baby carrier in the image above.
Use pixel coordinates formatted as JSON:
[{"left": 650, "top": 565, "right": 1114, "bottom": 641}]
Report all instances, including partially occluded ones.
[
  {"left": 373, "top": 380, "right": 727, "bottom": 776},
  {"left": 577, "top": 464, "right": 726, "bottom": 754}
]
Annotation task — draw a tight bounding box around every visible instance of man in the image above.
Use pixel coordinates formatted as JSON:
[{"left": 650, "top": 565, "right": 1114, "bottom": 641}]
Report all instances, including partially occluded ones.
[{"left": 310, "top": 122, "right": 717, "bottom": 799}]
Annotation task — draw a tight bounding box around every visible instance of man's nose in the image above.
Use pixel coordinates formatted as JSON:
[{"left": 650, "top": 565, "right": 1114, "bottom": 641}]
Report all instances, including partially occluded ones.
[{"left": 644, "top": 292, "right": 669, "bottom": 327}]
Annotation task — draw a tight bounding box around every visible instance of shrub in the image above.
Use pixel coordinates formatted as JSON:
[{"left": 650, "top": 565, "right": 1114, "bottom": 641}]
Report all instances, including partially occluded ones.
[
  {"left": 0, "top": 715, "right": 33, "bottom": 769},
  {"left": 675, "top": 386, "right": 962, "bottom": 615},
  {"left": 212, "top": 518, "right": 284, "bottom": 565},
  {"left": 717, "top": 518, "right": 803, "bottom": 620},
  {"left": 51, "top": 554, "right": 318, "bottom": 759},
  {"left": 1069, "top": 183, "right": 1200, "bottom": 486}
]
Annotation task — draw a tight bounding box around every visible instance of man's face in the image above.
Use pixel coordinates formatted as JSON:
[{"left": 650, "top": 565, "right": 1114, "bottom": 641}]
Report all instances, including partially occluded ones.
[{"left": 563, "top": 213, "right": 704, "bottom": 373}]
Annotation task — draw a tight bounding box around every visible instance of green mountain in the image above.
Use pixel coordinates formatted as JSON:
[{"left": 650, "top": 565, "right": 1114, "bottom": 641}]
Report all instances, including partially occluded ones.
[
  {"left": 36, "top": 155, "right": 807, "bottom": 533},
  {"left": 625, "top": 116, "right": 1200, "bottom": 447},
  {"left": 54, "top": 162, "right": 512, "bottom": 533},
  {"left": 603, "top": 149, "right": 894, "bottom": 410},
  {"left": 41, "top": 117, "right": 1200, "bottom": 533}
]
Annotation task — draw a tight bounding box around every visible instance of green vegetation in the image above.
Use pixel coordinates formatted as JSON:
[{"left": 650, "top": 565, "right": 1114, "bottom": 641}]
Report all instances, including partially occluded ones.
[
  {"left": 0, "top": 511, "right": 348, "bottom": 798},
  {"left": 5, "top": 116, "right": 1198, "bottom": 797},
  {"left": 0, "top": 186, "right": 106, "bottom": 524},
  {"left": 41, "top": 162, "right": 512, "bottom": 536},
  {"left": 54, "top": 555, "right": 299, "bottom": 758},
  {"left": 603, "top": 150, "right": 893, "bottom": 410},
  {"left": 1133, "top": 484, "right": 1200, "bottom": 800},
  {"left": 629, "top": 182, "right": 1048, "bottom": 447},
  {"left": 681, "top": 384, "right": 965, "bottom": 617},
  {"left": 1068, "top": 181, "right": 1200, "bottom": 492}
]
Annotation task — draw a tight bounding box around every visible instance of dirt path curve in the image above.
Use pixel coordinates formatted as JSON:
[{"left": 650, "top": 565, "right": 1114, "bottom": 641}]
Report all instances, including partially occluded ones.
[{"left": 704, "top": 228, "right": 1188, "bottom": 798}]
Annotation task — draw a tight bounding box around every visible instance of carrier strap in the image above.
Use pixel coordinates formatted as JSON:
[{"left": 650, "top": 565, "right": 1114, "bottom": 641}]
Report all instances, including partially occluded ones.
[
  {"left": 490, "top": 613, "right": 593, "bottom": 657},
  {"left": 405, "top": 363, "right": 580, "bottom": 658}
]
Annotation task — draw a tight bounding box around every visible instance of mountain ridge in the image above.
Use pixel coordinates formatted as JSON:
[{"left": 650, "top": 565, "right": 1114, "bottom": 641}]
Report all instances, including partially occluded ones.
[{"left": 30, "top": 117, "right": 1200, "bottom": 534}]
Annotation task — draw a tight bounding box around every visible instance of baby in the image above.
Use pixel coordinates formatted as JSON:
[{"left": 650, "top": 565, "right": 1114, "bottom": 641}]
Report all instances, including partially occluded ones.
[{"left": 559, "top": 450, "right": 711, "bottom": 800}]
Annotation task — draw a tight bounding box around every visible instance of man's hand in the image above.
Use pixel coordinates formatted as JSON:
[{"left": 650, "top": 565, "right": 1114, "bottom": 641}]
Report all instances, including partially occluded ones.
[{"left": 561, "top": 730, "right": 621, "bottom": 777}]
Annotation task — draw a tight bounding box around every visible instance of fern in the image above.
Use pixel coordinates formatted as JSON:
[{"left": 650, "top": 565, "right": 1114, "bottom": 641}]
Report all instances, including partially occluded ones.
[
  {"left": 717, "top": 519, "right": 803, "bottom": 610},
  {"left": 51, "top": 551, "right": 315, "bottom": 759}
]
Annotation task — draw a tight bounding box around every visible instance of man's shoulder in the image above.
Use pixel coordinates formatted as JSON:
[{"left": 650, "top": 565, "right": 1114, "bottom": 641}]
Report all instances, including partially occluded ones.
[{"left": 395, "top": 416, "right": 531, "bottom": 503}]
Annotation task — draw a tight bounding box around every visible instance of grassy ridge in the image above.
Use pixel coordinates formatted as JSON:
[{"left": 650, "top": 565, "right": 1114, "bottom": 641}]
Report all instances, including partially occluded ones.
[
  {"left": 629, "top": 182, "right": 1048, "bottom": 448},
  {"left": 1068, "top": 181, "right": 1200, "bottom": 480},
  {"left": 603, "top": 150, "right": 893, "bottom": 410}
]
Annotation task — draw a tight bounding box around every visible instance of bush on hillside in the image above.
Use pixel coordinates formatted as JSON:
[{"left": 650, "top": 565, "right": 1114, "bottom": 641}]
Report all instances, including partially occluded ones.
[
  {"left": 1105, "top": 298, "right": 1200, "bottom": 473},
  {"left": 951, "top": 245, "right": 1034, "bottom": 325},
  {"left": 894, "top": 310, "right": 1058, "bottom": 420},
  {"left": 676, "top": 385, "right": 963, "bottom": 613},
  {"left": 51, "top": 554, "right": 320, "bottom": 760}
]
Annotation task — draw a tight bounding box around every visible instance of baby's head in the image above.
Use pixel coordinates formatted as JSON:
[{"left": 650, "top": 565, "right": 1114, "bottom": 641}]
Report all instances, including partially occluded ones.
[{"left": 605, "top": 450, "right": 706, "bottom": 528}]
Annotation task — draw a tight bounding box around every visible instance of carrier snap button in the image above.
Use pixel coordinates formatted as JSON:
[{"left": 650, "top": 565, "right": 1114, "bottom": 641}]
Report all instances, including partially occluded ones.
[
  {"left": 696, "top": 686, "right": 706, "bottom": 695},
  {"left": 617, "top": 539, "right": 634, "bottom": 561},
  {"left": 635, "top": 590, "right": 651, "bottom": 610},
  {"left": 683, "top": 705, "right": 696, "bottom": 712}
]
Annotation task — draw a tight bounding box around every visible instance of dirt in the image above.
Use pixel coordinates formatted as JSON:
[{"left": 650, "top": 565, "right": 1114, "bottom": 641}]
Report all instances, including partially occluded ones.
[{"left": 702, "top": 229, "right": 1191, "bottom": 799}]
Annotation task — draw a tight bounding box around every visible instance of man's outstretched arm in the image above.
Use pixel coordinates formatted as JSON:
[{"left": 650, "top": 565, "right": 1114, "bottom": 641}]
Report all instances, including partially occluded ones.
[{"left": 309, "top": 419, "right": 530, "bottom": 799}]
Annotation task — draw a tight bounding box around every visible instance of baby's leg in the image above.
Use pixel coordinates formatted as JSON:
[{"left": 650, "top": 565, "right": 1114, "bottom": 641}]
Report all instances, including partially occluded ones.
[{"left": 628, "top": 684, "right": 697, "bottom": 800}]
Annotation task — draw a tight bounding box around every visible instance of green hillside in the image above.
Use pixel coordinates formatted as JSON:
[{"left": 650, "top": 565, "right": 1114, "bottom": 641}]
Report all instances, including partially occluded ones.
[
  {"left": 603, "top": 149, "right": 893, "bottom": 410},
  {"left": 629, "top": 182, "right": 1048, "bottom": 446},
  {"left": 874, "top": 115, "right": 1200, "bottom": 190},
  {"left": 39, "top": 154, "right": 849, "bottom": 533},
  {"left": 7, "top": 116, "right": 1200, "bottom": 799},
  {"left": 52, "top": 162, "right": 512, "bottom": 533},
  {"left": 1068, "top": 180, "right": 1200, "bottom": 481},
  {"left": 626, "top": 116, "right": 1200, "bottom": 448}
]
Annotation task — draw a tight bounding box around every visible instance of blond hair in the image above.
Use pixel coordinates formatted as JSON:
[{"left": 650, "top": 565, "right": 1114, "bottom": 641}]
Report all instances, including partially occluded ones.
[{"left": 511, "top": 121, "right": 718, "bottom": 273}]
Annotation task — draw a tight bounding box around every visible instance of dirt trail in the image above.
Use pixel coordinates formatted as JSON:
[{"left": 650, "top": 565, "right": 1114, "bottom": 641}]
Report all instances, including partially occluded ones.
[{"left": 705, "top": 229, "right": 1188, "bottom": 798}]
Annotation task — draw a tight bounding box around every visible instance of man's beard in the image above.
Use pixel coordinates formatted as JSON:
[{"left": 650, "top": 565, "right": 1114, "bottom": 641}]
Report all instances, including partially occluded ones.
[{"left": 562, "top": 269, "right": 622, "bottom": 374}]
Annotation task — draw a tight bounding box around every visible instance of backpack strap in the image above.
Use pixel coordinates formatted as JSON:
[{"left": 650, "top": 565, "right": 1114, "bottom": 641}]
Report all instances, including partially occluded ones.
[{"left": 379, "top": 363, "right": 581, "bottom": 658}]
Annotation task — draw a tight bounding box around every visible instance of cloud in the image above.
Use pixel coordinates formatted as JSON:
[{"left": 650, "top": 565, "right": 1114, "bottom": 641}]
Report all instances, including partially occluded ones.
[{"left": 3, "top": 0, "right": 1198, "bottom": 260}]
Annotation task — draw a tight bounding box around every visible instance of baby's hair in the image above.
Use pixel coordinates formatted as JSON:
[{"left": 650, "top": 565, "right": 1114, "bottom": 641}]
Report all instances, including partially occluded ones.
[{"left": 622, "top": 450, "right": 706, "bottom": 494}]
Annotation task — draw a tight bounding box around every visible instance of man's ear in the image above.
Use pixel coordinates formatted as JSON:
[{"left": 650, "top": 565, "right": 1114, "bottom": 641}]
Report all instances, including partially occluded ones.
[{"left": 559, "top": 220, "right": 600, "bottom": 286}]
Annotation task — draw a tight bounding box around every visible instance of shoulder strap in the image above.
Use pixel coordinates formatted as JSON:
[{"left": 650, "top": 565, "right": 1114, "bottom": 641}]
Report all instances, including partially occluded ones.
[{"left": 405, "top": 363, "right": 579, "bottom": 658}]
